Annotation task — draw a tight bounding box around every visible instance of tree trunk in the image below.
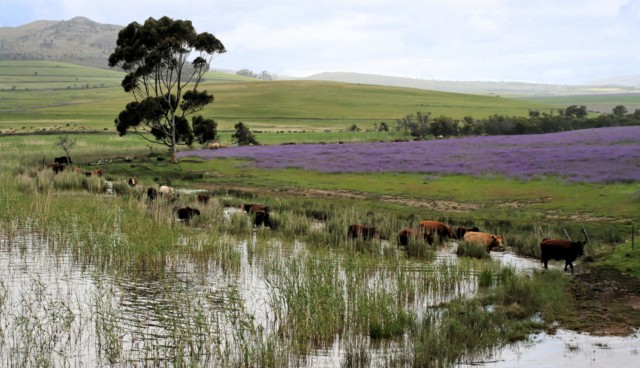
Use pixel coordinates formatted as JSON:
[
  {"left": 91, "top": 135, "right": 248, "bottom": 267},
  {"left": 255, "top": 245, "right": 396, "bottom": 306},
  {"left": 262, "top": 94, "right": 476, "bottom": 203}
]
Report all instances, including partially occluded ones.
[{"left": 170, "top": 114, "right": 178, "bottom": 163}]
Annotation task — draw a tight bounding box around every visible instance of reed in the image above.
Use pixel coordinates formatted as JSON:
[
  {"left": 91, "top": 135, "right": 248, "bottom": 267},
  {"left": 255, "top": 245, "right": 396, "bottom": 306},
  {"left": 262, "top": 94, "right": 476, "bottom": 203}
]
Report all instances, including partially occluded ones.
[{"left": 456, "top": 243, "right": 490, "bottom": 259}]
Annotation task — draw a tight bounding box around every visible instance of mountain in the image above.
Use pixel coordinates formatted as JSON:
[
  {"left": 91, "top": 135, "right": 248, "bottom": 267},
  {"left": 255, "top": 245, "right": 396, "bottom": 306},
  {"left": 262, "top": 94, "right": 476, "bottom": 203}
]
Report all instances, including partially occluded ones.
[
  {"left": 0, "top": 16, "right": 121, "bottom": 69},
  {"left": 2, "top": 17, "right": 639, "bottom": 96}
]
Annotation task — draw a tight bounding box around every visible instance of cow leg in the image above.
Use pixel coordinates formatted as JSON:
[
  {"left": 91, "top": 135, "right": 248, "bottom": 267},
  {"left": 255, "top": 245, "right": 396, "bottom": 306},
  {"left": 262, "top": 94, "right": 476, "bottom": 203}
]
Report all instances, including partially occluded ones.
[
  {"left": 543, "top": 259, "right": 548, "bottom": 270},
  {"left": 567, "top": 262, "right": 574, "bottom": 274}
]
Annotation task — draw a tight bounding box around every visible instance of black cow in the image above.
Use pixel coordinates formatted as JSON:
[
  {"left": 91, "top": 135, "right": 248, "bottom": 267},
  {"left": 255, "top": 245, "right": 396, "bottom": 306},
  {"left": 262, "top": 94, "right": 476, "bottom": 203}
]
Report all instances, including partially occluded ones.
[
  {"left": 54, "top": 156, "right": 72, "bottom": 164},
  {"left": 47, "top": 163, "right": 65, "bottom": 174},
  {"left": 397, "top": 229, "right": 416, "bottom": 247},
  {"left": 253, "top": 210, "right": 272, "bottom": 228},
  {"left": 540, "top": 238, "right": 587, "bottom": 274},
  {"left": 147, "top": 187, "right": 158, "bottom": 201},
  {"left": 174, "top": 206, "right": 201, "bottom": 222},
  {"left": 348, "top": 224, "right": 377, "bottom": 240}
]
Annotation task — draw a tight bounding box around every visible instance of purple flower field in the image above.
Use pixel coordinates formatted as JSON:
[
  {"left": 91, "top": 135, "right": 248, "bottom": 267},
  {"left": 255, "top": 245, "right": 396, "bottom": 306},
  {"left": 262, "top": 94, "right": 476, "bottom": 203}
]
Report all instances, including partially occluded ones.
[{"left": 178, "top": 126, "right": 640, "bottom": 183}]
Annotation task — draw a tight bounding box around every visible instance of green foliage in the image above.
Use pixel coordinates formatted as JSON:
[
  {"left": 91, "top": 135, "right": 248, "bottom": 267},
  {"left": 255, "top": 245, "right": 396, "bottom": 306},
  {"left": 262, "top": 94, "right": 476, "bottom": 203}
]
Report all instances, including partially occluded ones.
[
  {"left": 232, "top": 122, "right": 259, "bottom": 146},
  {"left": 191, "top": 115, "right": 218, "bottom": 145},
  {"left": 53, "top": 134, "right": 77, "bottom": 159},
  {"left": 456, "top": 243, "right": 490, "bottom": 259},
  {"left": 108, "top": 16, "right": 225, "bottom": 159}
]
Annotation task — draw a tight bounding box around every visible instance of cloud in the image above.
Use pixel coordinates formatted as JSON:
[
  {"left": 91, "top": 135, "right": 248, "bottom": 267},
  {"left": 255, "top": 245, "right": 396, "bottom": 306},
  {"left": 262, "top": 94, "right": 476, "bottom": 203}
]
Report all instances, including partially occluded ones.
[{"left": 2, "top": 0, "right": 638, "bottom": 84}]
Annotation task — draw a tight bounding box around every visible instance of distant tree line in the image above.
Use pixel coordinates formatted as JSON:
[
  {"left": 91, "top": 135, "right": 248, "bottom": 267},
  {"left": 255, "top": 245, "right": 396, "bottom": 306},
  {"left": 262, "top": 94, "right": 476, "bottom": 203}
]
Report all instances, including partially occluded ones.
[
  {"left": 395, "top": 105, "right": 640, "bottom": 139},
  {"left": 236, "top": 69, "right": 277, "bottom": 80}
]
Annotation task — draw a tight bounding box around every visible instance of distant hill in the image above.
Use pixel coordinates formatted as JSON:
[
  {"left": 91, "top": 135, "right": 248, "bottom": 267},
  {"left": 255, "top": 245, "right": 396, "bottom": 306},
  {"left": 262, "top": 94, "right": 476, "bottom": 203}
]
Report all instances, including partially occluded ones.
[
  {"left": 0, "top": 17, "right": 121, "bottom": 69},
  {"left": 2, "top": 17, "right": 640, "bottom": 96},
  {"left": 300, "top": 72, "right": 640, "bottom": 97}
]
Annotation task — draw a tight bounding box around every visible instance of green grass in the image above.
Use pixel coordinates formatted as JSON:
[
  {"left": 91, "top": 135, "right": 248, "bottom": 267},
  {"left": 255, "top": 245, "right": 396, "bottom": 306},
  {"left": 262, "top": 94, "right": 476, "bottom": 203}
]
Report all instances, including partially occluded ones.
[
  {"left": 0, "top": 61, "right": 551, "bottom": 132},
  {"left": 520, "top": 94, "right": 640, "bottom": 114}
]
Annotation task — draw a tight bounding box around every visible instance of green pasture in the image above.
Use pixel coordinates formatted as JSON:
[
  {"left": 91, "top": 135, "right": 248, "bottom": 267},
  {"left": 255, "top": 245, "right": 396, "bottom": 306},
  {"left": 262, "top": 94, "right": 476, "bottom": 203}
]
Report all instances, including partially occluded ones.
[
  {"left": 1, "top": 61, "right": 550, "bottom": 133},
  {"left": 520, "top": 93, "right": 640, "bottom": 114},
  {"left": 3, "top": 133, "right": 638, "bottom": 226}
]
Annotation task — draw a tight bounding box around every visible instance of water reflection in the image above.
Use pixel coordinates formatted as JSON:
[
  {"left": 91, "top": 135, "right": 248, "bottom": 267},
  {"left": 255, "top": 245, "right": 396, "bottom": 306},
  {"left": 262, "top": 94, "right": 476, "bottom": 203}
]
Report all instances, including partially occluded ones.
[
  {"left": 463, "top": 329, "right": 640, "bottom": 368},
  {"left": 0, "top": 225, "right": 635, "bottom": 367}
]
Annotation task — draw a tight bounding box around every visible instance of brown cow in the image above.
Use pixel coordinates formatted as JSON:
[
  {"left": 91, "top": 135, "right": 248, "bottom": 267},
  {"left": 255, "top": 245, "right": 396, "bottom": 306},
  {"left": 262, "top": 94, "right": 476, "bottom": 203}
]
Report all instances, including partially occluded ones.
[
  {"left": 418, "top": 221, "right": 456, "bottom": 243},
  {"left": 196, "top": 194, "right": 210, "bottom": 204},
  {"left": 244, "top": 204, "right": 270, "bottom": 213},
  {"left": 540, "top": 239, "right": 586, "bottom": 274},
  {"left": 128, "top": 177, "right": 138, "bottom": 187},
  {"left": 348, "top": 224, "right": 377, "bottom": 240},
  {"left": 84, "top": 169, "right": 103, "bottom": 177},
  {"left": 47, "top": 163, "right": 65, "bottom": 174},
  {"left": 456, "top": 226, "right": 480, "bottom": 240},
  {"left": 462, "top": 231, "right": 505, "bottom": 253}
]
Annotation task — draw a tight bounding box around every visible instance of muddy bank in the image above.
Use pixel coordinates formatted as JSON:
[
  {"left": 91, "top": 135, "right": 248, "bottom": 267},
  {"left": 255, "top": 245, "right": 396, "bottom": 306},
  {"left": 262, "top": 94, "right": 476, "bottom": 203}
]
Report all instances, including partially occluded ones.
[{"left": 563, "top": 265, "right": 640, "bottom": 336}]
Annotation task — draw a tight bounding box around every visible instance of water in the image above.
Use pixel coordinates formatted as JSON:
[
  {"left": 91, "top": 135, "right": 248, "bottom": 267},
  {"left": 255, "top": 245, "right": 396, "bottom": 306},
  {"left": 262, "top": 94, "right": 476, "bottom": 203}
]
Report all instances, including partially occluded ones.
[
  {"left": 464, "top": 329, "right": 640, "bottom": 368},
  {"left": 1, "top": 225, "right": 637, "bottom": 367}
]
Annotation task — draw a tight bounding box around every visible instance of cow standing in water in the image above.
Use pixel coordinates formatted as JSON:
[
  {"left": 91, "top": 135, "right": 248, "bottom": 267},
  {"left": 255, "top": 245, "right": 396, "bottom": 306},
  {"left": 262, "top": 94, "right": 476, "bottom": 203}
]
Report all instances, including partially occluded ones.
[
  {"left": 348, "top": 224, "right": 377, "bottom": 240},
  {"left": 418, "top": 220, "right": 456, "bottom": 244},
  {"left": 463, "top": 231, "right": 505, "bottom": 253},
  {"left": 540, "top": 239, "right": 586, "bottom": 274}
]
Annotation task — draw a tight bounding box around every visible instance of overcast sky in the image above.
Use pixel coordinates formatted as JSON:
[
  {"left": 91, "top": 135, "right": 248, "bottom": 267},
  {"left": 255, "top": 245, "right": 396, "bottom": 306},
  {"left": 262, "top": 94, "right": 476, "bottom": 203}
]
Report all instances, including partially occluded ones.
[{"left": 1, "top": 0, "right": 638, "bottom": 85}]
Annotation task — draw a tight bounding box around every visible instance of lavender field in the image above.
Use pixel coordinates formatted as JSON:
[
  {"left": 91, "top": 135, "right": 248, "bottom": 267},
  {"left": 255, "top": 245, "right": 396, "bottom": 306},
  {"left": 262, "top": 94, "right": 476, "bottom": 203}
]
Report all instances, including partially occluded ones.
[{"left": 179, "top": 127, "right": 640, "bottom": 183}]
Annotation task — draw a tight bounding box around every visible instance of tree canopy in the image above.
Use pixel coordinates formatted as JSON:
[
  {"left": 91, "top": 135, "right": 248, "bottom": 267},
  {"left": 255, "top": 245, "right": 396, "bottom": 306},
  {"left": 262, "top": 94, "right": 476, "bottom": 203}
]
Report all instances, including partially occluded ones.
[
  {"left": 232, "top": 122, "right": 259, "bottom": 146},
  {"left": 108, "top": 16, "right": 225, "bottom": 162}
]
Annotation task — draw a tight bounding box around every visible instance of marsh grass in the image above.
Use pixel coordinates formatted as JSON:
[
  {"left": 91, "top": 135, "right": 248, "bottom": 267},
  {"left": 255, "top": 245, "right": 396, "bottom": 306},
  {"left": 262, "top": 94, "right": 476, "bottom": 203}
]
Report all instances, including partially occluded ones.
[
  {"left": 0, "top": 157, "right": 629, "bottom": 367},
  {"left": 456, "top": 243, "right": 490, "bottom": 259},
  {"left": 406, "top": 268, "right": 565, "bottom": 367}
]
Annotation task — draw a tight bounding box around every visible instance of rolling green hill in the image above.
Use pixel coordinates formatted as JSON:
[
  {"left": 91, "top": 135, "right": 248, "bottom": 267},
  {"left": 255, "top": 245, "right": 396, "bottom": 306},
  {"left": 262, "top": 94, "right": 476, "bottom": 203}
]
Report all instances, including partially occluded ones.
[{"left": 0, "top": 61, "right": 551, "bottom": 133}]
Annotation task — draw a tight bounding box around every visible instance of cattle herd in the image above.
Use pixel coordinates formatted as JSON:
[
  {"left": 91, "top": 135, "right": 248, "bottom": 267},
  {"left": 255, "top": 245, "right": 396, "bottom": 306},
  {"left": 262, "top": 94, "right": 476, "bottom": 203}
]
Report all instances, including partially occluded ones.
[
  {"left": 349, "top": 220, "right": 586, "bottom": 274},
  {"left": 45, "top": 157, "right": 587, "bottom": 274}
]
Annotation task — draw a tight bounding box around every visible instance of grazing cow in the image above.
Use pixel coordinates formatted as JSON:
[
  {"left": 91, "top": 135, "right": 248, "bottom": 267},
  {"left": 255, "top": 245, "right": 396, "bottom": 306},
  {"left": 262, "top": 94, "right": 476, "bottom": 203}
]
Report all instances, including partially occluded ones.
[
  {"left": 54, "top": 156, "right": 72, "bottom": 164},
  {"left": 158, "top": 185, "right": 175, "bottom": 197},
  {"left": 348, "top": 224, "right": 377, "bottom": 240},
  {"left": 128, "top": 177, "right": 138, "bottom": 187},
  {"left": 455, "top": 226, "right": 480, "bottom": 240},
  {"left": 244, "top": 204, "right": 270, "bottom": 213},
  {"left": 462, "top": 232, "right": 505, "bottom": 253},
  {"left": 147, "top": 187, "right": 158, "bottom": 201},
  {"left": 84, "top": 169, "right": 103, "bottom": 177},
  {"left": 398, "top": 229, "right": 418, "bottom": 247},
  {"left": 174, "top": 206, "right": 201, "bottom": 222},
  {"left": 207, "top": 142, "right": 226, "bottom": 149},
  {"left": 47, "top": 163, "right": 65, "bottom": 174},
  {"left": 540, "top": 239, "right": 586, "bottom": 274},
  {"left": 196, "top": 194, "right": 210, "bottom": 204},
  {"left": 253, "top": 209, "right": 272, "bottom": 228},
  {"left": 418, "top": 221, "right": 457, "bottom": 243}
]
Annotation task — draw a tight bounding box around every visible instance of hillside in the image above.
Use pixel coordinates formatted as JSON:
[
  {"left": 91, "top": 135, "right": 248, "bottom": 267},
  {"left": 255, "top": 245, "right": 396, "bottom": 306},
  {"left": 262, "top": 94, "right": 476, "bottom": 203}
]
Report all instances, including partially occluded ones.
[
  {"left": 0, "top": 17, "right": 121, "bottom": 69},
  {"left": 3, "top": 17, "right": 640, "bottom": 98},
  {"left": 301, "top": 72, "right": 640, "bottom": 97},
  {"left": 0, "top": 61, "right": 550, "bottom": 132}
]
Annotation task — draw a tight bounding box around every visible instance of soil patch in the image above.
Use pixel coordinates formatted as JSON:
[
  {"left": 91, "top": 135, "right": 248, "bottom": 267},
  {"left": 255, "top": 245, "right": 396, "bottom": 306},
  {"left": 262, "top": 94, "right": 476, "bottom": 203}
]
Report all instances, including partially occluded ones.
[{"left": 564, "top": 265, "right": 640, "bottom": 336}]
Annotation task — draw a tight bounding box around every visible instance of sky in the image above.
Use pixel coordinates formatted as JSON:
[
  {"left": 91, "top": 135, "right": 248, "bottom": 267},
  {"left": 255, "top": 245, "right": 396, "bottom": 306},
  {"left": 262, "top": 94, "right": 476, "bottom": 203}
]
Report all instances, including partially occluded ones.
[{"left": 1, "top": 0, "right": 639, "bottom": 85}]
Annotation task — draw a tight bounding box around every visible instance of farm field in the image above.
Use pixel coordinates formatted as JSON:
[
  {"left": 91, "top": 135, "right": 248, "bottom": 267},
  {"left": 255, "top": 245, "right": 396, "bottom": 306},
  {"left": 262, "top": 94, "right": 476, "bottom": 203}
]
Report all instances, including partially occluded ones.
[
  {"left": 0, "top": 61, "right": 550, "bottom": 133},
  {"left": 1, "top": 62, "right": 640, "bottom": 367},
  {"left": 520, "top": 93, "right": 640, "bottom": 114}
]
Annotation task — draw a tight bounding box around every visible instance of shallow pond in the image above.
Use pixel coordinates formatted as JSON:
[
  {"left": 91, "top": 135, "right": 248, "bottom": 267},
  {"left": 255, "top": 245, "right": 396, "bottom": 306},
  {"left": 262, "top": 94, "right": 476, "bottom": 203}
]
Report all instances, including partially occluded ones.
[{"left": 1, "top": 225, "right": 637, "bottom": 367}]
